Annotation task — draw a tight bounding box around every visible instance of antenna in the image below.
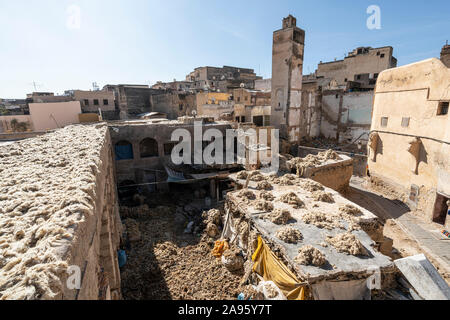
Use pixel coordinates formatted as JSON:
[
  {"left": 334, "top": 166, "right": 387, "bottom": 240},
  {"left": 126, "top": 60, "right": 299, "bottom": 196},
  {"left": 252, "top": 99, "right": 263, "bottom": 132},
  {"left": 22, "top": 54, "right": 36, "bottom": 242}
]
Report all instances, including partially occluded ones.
[
  {"left": 29, "top": 81, "right": 43, "bottom": 92},
  {"left": 92, "top": 82, "right": 100, "bottom": 91}
]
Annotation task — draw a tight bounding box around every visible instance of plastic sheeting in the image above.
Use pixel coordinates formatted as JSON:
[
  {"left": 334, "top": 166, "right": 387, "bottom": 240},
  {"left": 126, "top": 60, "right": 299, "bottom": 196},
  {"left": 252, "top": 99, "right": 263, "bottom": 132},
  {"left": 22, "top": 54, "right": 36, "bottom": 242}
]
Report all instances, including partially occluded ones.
[{"left": 251, "top": 236, "right": 306, "bottom": 300}]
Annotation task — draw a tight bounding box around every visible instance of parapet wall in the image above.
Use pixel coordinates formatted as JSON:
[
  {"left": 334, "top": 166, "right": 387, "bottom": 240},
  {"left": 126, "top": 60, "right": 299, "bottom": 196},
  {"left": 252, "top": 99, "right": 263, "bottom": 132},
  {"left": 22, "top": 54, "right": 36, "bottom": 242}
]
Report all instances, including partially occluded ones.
[{"left": 0, "top": 124, "right": 122, "bottom": 300}]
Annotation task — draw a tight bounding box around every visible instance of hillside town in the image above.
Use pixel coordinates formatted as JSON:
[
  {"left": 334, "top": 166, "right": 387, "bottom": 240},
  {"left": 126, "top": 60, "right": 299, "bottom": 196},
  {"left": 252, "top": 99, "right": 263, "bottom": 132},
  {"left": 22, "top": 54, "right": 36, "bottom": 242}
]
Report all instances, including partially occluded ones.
[{"left": 0, "top": 14, "right": 449, "bottom": 301}]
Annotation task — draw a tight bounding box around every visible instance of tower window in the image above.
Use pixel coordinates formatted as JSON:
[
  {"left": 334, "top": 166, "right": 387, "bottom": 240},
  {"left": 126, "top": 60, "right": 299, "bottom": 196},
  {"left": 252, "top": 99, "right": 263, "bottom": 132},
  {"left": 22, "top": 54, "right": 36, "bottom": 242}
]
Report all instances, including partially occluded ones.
[
  {"left": 381, "top": 117, "right": 388, "bottom": 127},
  {"left": 437, "top": 102, "right": 449, "bottom": 115},
  {"left": 401, "top": 117, "right": 410, "bottom": 127}
]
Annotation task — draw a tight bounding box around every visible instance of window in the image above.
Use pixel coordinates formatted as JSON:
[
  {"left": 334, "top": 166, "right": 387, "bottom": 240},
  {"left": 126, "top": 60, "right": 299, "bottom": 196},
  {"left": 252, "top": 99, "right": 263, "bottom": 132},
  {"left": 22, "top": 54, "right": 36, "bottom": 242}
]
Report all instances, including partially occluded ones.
[
  {"left": 264, "top": 115, "right": 271, "bottom": 126},
  {"left": 84, "top": 99, "right": 89, "bottom": 106},
  {"left": 401, "top": 117, "right": 410, "bottom": 127},
  {"left": 139, "top": 138, "right": 159, "bottom": 158},
  {"left": 381, "top": 117, "right": 388, "bottom": 127},
  {"left": 235, "top": 117, "right": 240, "bottom": 122},
  {"left": 253, "top": 115, "right": 264, "bottom": 127},
  {"left": 179, "top": 104, "right": 183, "bottom": 111},
  {"left": 356, "top": 75, "right": 361, "bottom": 80},
  {"left": 240, "top": 116, "right": 246, "bottom": 123},
  {"left": 237, "top": 97, "right": 241, "bottom": 102},
  {"left": 374, "top": 73, "right": 379, "bottom": 79},
  {"left": 437, "top": 102, "right": 449, "bottom": 115},
  {"left": 115, "top": 141, "right": 133, "bottom": 160},
  {"left": 344, "top": 78, "right": 348, "bottom": 82},
  {"left": 94, "top": 99, "right": 99, "bottom": 106},
  {"left": 380, "top": 54, "right": 385, "bottom": 58},
  {"left": 377, "top": 51, "right": 380, "bottom": 56},
  {"left": 103, "top": 99, "right": 109, "bottom": 105}
]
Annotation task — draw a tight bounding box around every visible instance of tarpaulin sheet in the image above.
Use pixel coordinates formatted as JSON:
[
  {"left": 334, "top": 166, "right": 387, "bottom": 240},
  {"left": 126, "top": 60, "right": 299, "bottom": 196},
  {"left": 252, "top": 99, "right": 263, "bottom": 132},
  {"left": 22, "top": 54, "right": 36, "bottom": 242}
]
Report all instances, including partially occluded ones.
[{"left": 252, "top": 236, "right": 306, "bottom": 300}]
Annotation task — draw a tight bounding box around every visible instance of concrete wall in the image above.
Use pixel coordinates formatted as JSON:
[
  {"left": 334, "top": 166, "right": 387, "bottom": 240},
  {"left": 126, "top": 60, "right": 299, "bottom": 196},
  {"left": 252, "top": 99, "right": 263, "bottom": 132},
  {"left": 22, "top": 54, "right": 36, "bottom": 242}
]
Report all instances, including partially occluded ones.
[
  {"left": 321, "top": 91, "right": 373, "bottom": 144},
  {"left": 0, "top": 115, "right": 34, "bottom": 133},
  {"left": 151, "top": 92, "right": 196, "bottom": 119},
  {"left": 29, "top": 101, "right": 82, "bottom": 131},
  {"left": 368, "top": 58, "right": 450, "bottom": 227}
]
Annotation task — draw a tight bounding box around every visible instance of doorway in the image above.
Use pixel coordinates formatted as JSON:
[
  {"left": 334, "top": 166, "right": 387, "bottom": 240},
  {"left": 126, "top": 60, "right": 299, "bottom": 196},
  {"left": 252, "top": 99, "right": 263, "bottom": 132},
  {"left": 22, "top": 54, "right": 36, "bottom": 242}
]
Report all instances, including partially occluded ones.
[{"left": 432, "top": 193, "right": 449, "bottom": 225}]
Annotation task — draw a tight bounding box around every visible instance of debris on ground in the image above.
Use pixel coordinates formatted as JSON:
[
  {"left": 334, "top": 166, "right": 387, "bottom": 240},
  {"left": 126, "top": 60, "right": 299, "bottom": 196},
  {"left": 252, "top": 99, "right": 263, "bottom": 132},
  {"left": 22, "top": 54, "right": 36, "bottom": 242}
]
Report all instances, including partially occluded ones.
[
  {"left": 326, "top": 232, "right": 368, "bottom": 256},
  {"left": 120, "top": 205, "right": 150, "bottom": 219},
  {"left": 256, "top": 180, "right": 273, "bottom": 191},
  {"left": 280, "top": 192, "right": 304, "bottom": 209},
  {"left": 120, "top": 200, "right": 243, "bottom": 300},
  {"left": 312, "top": 191, "right": 335, "bottom": 203},
  {"left": 295, "top": 245, "right": 326, "bottom": 267},
  {"left": 254, "top": 200, "right": 274, "bottom": 212},
  {"left": 124, "top": 219, "right": 141, "bottom": 242},
  {"left": 264, "top": 209, "right": 292, "bottom": 225},
  {"left": 302, "top": 212, "right": 345, "bottom": 230},
  {"left": 222, "top": 247, "right": 244, "bottom": 272},
  {"left": 259, "top": 191, "right": 275, "bottom": 201},
  {"left": 275, "top": 227, "right": 303, "bottom": 244}
]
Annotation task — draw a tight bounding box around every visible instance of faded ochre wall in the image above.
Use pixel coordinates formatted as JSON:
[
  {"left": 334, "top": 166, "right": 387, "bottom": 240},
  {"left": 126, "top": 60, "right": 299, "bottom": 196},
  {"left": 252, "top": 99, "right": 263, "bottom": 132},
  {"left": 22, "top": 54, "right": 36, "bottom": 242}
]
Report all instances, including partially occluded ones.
[
  {"left": 368, "top": 58, "right": 450, "bottom": 226},
  {"left": 29, "top": 101, "right": 82, "bottom": 131},
  {"left": 0, "top": 115, "right": 34, "bottom": 133}
]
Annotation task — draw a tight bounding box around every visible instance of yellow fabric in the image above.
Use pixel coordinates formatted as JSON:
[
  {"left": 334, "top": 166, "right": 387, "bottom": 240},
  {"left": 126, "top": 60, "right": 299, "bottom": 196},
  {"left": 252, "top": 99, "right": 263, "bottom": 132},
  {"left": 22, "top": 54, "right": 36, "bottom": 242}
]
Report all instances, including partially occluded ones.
[
  {"left": 211, "top": 240, "right": 229, "bottom": 258},
  {"left": 252, "top": 236, "right": 306, "bottom": 300}
]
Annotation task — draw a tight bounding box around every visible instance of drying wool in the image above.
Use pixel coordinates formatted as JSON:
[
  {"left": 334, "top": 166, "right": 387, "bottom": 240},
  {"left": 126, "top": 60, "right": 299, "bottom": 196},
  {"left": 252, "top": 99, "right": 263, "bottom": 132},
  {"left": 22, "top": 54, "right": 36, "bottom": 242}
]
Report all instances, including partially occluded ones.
[
  {"left": 256, "top": 180, "right": 273, "bottom": 191},
  {"left": 326, "top": 232, "right": 368, "bottom": 256},
  {"left": 264, "top": 209, "right": 292, "bottom": 225},
  {"left": 236, "top": 171, "right": 248, "bottom": 180},
  {"left": 299, "top": 180, "right": 324, "bottom": 192},
  {"left": 237, "top": 189, "right": 256, "bottom": 202},
  {"left": 312, "top": 191, "right": 335, "bottom": 203},
  {"left": 254, "top": 200, "right": 274, "bottom": 212},
  {"left": 259, "top": 191, "right": 275, "bottom": 201},
  {"left": 280, "top": 192, "right": 304, "bottom": 209},
  {"left": 275, "top": 227, "right": 303, "bottom": 244},
  {"left": 302, "top": 212, "right": 345, "bottom": 230},
  {"left": 295, "top": 245, "right": 326, "bottom": 267}
]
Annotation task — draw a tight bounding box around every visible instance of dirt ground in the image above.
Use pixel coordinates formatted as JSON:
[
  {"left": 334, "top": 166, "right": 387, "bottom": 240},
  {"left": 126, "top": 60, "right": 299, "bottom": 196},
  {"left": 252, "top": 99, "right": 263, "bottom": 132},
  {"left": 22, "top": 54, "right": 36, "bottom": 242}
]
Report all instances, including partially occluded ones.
[{"left": 119, "top": 190, "right": 244, "bottom": 300}]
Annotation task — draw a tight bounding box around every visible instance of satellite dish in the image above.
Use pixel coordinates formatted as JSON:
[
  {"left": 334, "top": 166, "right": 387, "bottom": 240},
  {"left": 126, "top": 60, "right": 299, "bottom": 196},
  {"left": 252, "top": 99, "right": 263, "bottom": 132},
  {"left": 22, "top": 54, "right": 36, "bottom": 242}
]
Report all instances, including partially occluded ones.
[
  {"left": 192, "top": 110, "right": 197, "bottom": 117},
  {"left": 240, "top": 83, "right": 245, "bottom": 88}
]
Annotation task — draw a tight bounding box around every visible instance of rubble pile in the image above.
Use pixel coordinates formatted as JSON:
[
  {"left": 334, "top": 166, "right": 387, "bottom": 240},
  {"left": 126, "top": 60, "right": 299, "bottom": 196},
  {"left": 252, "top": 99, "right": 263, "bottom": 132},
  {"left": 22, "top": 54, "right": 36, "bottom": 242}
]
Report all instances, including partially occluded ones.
[
  {"left": 302, "top": 212, "right": 345, "bottom": 230},
  {"left": 124, "top": 219, "right": 141, "bottom": 242},
  {"left": 295, "top": 245, "right": 326, "bottom": 267},
  {"left": 121, "top": 203, "right": 243, "bottom": 300},
  {"left": 312, "top": 191, "right": 335, "bottom": 203},
  {"left": 222, "top": 247, "right": 244, "bottom": 272},
  {"left": 275, "top": 227, "right": 303, "bottom": 244},
  {"left": 120, "top": 205, "right": 150, "bottom": 219},
  {"left": 264, "top": 209, "right": 292, "bottom": 225},
  {"left": 280, "top": 192, "right": 304, "bottom": 209},
  {"left": 326, "top": 232, "right": 368, "bottom": 256}
]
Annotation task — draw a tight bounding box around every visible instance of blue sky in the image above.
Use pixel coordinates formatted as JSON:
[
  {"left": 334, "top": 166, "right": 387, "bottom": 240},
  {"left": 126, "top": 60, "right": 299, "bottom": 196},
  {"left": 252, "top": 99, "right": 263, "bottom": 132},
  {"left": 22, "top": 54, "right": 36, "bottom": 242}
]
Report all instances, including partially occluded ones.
[{"left": 1, "top": 0, "right": 449, "bottom": 98}]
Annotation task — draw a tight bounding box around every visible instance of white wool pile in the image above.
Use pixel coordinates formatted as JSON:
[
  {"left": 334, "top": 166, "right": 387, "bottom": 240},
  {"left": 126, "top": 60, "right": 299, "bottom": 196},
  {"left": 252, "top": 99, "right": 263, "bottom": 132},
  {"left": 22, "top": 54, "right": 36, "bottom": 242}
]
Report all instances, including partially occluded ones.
[{"left": 0, "top": 124, "right": 108, "bottom": 300}]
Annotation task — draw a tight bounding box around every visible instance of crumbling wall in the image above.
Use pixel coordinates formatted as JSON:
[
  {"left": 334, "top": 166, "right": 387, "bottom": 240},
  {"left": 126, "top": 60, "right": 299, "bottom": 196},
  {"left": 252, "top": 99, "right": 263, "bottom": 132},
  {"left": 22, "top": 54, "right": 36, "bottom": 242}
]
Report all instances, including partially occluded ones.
[{"left": 0, "top": 124, "right": 122, "bottom": 300}]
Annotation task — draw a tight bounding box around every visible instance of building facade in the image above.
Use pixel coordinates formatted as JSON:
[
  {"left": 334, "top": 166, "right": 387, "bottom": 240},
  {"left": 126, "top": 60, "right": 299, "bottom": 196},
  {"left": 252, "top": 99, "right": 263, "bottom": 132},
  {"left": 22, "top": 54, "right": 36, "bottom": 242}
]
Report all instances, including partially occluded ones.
[
  {"left": 270, "top": 15, "right": 305, "bottom": 142},
  {"left": 368, "top": 58, "right": 450, "bottom": 229}
]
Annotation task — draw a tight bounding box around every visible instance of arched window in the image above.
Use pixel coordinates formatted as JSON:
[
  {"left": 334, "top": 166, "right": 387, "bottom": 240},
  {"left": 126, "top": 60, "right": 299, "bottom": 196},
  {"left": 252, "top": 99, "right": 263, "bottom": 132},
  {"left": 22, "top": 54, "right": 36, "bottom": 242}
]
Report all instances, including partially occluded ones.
[
  {"left": 140, "top": 138, "right": 159, "bottom": 158},
  {"left": 115, "top": 141, "right": 133, "bottom": 160}
]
